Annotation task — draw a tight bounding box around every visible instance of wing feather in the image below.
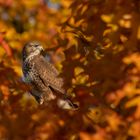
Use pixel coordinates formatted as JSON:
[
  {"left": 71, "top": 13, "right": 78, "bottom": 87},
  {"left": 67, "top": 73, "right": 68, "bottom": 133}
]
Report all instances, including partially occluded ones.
[{"left": 33, "top": 56, "right": 65, "bottom": 94}]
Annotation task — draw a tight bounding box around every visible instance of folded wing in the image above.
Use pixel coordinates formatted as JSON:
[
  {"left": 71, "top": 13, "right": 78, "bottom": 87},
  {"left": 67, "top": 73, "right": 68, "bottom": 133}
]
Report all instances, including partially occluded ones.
[{"left": 34, "top": 55, "right": 65, "bottom": 94}]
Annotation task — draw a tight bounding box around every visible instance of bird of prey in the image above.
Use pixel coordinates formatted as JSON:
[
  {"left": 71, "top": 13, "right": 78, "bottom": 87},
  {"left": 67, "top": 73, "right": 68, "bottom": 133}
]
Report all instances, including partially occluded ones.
[{"left": 22, "top": 41, "right": 78, "bottom": 110}]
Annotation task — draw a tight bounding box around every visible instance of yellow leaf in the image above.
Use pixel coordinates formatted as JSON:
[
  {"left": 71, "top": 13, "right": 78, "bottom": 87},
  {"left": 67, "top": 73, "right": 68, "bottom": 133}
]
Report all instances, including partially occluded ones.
[
  {"left": 125, "top": 97, "right": 140, "bottom": 108},
  {"left": 75, "top": 74, "right": 89, "bottom": 85},
  {"left": 74, "top": 67, "right": 84, "bottom": 76},
  {"left": 101, "top": 14, "right": 114, "bottom": 23},
  {"left": 81, "top": 5, "right": 88, "bottom": 15},
  {"left": 12, "top": 66, "right": 22, "bottom": 76},
  {"left": 119, "top": 19, "right": 131, "bottom": 28}
]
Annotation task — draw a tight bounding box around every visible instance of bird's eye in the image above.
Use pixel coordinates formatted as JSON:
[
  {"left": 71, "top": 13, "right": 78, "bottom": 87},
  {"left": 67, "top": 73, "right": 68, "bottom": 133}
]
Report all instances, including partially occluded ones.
[{"left": 34, "top": 44, "right": 39, "bottom": 47}]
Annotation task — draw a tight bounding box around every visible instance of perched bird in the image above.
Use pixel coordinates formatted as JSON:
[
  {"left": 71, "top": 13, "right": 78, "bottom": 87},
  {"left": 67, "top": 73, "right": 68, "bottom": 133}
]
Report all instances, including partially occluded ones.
[{"left": 22, "top": 41, "right": 78, "bottom": 110}]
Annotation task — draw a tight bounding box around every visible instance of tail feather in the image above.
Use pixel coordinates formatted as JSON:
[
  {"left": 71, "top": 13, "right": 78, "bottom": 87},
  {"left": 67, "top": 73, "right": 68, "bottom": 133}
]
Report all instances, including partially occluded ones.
[{"left": 57, "top": 98, "right": 78, "bottom": 110}]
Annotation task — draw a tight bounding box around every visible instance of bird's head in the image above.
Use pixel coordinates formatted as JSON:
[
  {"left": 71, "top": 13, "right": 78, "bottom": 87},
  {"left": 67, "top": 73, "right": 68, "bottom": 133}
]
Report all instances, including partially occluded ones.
[{"left": 22, "top": 41, "right": 44, "bottom": 61}]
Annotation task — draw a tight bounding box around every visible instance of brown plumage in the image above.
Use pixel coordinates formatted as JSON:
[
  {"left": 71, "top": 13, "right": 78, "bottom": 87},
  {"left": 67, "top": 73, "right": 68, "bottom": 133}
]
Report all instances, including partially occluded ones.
[{"left": 22, "top": 41, "right": 78, "bottom": 109}]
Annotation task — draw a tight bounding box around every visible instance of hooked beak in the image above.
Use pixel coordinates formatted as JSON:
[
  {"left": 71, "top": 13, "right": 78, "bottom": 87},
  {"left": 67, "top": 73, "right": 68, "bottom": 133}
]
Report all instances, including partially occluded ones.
[
  {"left": 37, "top": 45, "right": 46, "bottom": 56},
  {"left": 37, "top": 45, "right": 44, "bottom": 52}
]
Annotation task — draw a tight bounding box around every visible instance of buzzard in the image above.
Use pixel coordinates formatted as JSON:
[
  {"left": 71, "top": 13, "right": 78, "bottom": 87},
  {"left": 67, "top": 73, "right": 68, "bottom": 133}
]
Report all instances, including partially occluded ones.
[{"left": 22, "top": 41, "right": 78, "bottom": 110}]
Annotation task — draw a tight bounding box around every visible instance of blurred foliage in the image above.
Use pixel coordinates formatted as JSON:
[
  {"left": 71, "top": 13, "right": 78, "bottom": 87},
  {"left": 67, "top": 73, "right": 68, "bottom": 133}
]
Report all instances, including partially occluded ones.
[{"left": 0, "top": 0, "right": 140, "bottom": 139}]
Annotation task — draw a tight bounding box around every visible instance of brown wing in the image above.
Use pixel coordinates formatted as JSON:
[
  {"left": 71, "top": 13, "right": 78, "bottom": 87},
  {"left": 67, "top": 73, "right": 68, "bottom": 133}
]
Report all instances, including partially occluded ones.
[
  {"left": 40, "top": 55, "right": 59, "bottom": 76},
  {"left": 33, "top": 55, "right": 65, "bottom": 94}
]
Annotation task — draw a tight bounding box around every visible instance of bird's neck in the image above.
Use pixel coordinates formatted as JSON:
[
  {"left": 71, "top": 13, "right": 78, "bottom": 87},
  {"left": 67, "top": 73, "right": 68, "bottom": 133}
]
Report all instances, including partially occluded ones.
[{"left": 25, "top": 51, "right": 41, "bottom": 62}]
